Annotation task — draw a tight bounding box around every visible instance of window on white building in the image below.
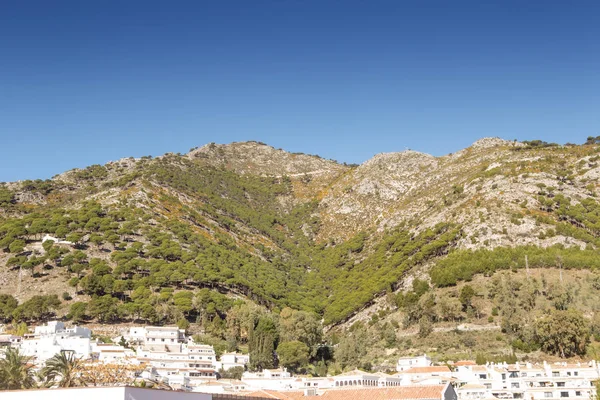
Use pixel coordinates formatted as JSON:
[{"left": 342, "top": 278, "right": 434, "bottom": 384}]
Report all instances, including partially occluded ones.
[
  {"left": 560, "top": 392, "right": 569, "bottom": 398},
  {"left": 544, "top": 393, "right": 552, "bottom": 398}
]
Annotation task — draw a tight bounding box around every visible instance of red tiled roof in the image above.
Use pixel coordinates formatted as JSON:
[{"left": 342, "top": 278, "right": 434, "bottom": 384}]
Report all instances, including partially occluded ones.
[
  {"left": 319, "top": 385, "right": 446, "bottom": 400},
  {"left": 454, "top": 361, "right": 476, "bottom": 367},
  {"left": 246, "top": 390, "right": 305, "bottom": 399}
]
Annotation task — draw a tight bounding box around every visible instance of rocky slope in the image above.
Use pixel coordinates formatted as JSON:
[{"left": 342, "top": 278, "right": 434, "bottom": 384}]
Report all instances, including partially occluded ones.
[{"left": 1, "top": 138, "right": 600, "bottom": 328}]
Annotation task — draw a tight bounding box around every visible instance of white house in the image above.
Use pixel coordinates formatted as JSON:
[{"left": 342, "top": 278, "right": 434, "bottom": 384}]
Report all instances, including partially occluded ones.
[
  {"left": 121, "top": 326, "right": 186, "bottom": 351},
  {"left": 241, "top": 368, "right": 294, "bottom": 390},
  {"left": 453, "top": 361, "right": 600, "bottom": 400},
  {"left": 33, "top": 321, "right": 91, "bottom": 338},
  {"left": 214, "top": 352, "right": 249, "bottom": 371},
  {"left": 0, "top": 334, "right": 23, "bottom": 346},
  {"left": 397, "top": 354, "right": 433, "bottom": 372},
  {"left": 136, "top": 344, "right": 218, "bottom": 388},
  {"left": 90, "top": 342, "right": 137, "bottom": 363},
  {"left": 186, "top": 340, "right": 217, "bottom": 364},
  {"left": 398, "top": 366, "right": 453, "bottom": 385},
  {"left": 292, "top": 376, "right": 335, "bottom": 391},
  {"left": 456, "top": 383, "right": 488, "bottom": 400},
  {"left": 192, "top": 379, "right": 249, "bottom": 394},
  {"left": 19, "top": 321, "right": 92, "bottom": 362}
]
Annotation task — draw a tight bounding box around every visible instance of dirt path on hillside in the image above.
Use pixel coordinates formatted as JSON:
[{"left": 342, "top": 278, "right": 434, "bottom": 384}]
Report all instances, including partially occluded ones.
[{"left": 397, "top": 323, "right": 501, "bottom": 337}]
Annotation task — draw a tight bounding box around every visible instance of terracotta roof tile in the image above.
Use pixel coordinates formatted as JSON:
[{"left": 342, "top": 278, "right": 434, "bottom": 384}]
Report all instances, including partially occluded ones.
[
  {"left": 319, "top": 385, "right": 446, "bottom": 400},
  {"left": 454, "top": 361, "right": 477, "bottom": 367},
  {"left": 246, "top": 390, "right": 305, "bottom": 399}
]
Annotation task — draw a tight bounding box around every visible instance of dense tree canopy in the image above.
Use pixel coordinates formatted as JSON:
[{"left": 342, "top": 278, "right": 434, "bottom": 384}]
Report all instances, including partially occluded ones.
[{"left": 534, "top": 309, "right": 590, "bottom": 358}]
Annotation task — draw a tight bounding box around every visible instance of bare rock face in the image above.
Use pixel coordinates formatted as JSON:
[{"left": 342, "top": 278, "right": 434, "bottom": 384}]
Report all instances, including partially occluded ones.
[
  {"left": 471, "top": 137, "right": 524, "bottom": 149},
  {"left": 317, "top": 139, "right": 598, "bottom": 254},
  {"left": 319, "top": 150, "right": 440, "bottom": 238},
  {"left": 188, "top": 141, "right": 349, "bottom": 177},
  {"left": 353, "top": 151, "right": 438, "bottom": 200},
  {"left": 14, "top": 191, "right": 46, "bottom": 204}
]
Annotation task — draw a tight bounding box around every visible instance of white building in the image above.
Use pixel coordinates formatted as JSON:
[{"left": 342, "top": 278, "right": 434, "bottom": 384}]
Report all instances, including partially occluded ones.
[
  {"left": 19, "top": 321, "right": 92, "bottom": 362},
  {"left": 398, "top": 366, "right": 453, "bottom": 385},
  {"left": 192, "top": 379, "right": 249, "bottom": 394},
  {"left": 0, "top": 334, "right": 23, "bottom": 346},
  {"left": 187, "top": 340, "right": 217, "bottom": 364},
  {"left": 214, "top": 352, "right": 249, "bottom": 371},
  {"left": 331, "top": 369, "right": 382, "bottom": 388},
  {"left": 397, "top": 354, "right": 433, "bottom": 372},
  {"left": 121, "top": 326, "right": 186, "bottom": 351},
  {"left": 33, "top": 321, "right": 91, "bottom": 338},
  {"left": 241, "top": 368, "right": 294, "bottom": 390},
  {"left": 136, "top": 341, "right": 218, "bottom": 388},
  {"left": 293, "top": 376, "right": 335, "bottom": 391},
  {"left": 90, "top": 342, "right": 137, "bottom": 364},
  {"left": 455, "top": 383, "right": 488, "bottom": 400},
  {"left": 454, "top": 361, "right": 600, "bottom": 400}
]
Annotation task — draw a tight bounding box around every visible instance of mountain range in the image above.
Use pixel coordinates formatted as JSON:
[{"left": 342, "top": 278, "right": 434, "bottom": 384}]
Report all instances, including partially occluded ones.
[{"left": 1, "top": 137, "right": 599, "bottom": 333}]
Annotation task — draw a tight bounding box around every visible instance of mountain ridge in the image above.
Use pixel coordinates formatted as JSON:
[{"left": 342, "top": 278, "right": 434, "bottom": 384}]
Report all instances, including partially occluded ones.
[{"left": 1, "top": 137, "right": 600, "bottom": 330}]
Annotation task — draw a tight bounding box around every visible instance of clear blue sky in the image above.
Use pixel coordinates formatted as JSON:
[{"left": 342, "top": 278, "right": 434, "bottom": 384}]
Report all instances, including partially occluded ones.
[{"left": 1, "top": 1, "right": 599, "bottom": 182}]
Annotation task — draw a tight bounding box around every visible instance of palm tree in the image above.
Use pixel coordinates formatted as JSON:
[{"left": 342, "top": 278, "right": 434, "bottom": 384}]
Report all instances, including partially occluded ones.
[
  {"left": 0, "top": 347, "right": 36, "bottom": 390},
  {"left": 41, "top": 351, "right": 85, "bottom": 388}
]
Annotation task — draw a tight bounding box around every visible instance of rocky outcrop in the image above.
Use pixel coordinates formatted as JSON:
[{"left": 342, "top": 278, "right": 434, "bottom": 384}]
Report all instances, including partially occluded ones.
[{"left": 188, "top": 141, "right": 349, "bottom": 177}]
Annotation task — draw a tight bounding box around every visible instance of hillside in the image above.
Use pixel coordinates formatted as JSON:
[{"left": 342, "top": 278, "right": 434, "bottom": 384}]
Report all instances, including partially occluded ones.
[{"left": 2, "top": 137, "right": 600, "bottom": 367}]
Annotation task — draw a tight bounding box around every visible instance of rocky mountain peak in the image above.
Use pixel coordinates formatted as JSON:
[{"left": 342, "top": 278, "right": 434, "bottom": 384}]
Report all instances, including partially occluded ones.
[{"left": 187, "top": 141, "right": 348, "bottom": 177}]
